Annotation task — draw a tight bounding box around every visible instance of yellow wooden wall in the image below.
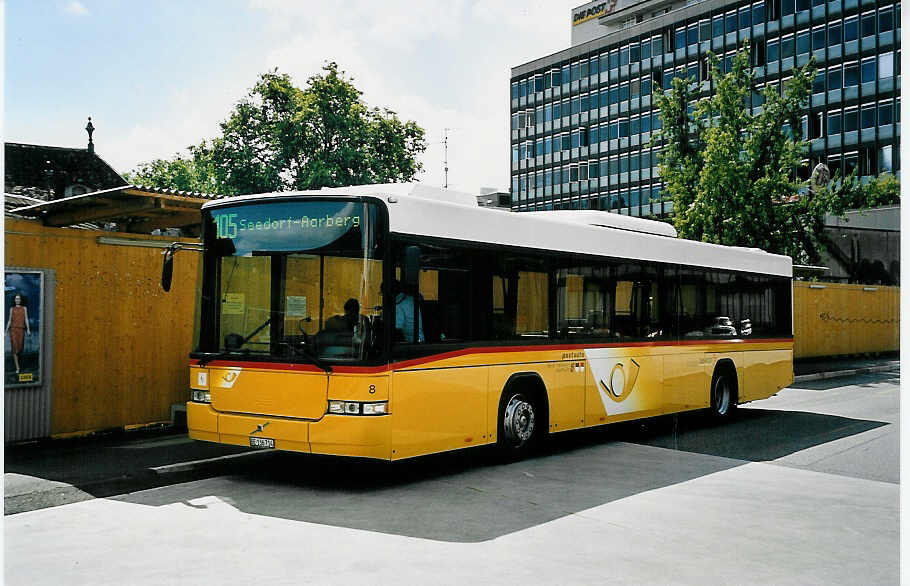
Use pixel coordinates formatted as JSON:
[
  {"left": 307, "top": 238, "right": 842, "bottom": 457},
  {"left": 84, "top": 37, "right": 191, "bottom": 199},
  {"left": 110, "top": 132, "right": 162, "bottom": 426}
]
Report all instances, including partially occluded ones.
[
  {"left": 793, "top": 281, "right": 900, "bottom": 358},
  {"left": 5, "top": 218, "right": 200, "bottom": 436}
]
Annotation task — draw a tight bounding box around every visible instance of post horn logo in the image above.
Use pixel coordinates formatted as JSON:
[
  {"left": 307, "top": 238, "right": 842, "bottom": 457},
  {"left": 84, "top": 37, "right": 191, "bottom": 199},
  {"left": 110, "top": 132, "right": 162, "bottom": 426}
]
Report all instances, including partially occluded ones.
[{"left": 599, "top": 358, "right": 640, "bottom": 402}]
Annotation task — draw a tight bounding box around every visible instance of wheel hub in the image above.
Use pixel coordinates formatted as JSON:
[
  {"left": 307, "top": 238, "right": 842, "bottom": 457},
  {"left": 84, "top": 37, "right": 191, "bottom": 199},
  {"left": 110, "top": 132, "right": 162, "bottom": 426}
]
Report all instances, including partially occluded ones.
[{"left": 503, "top": 395, "right": 535, "bottom": 444}]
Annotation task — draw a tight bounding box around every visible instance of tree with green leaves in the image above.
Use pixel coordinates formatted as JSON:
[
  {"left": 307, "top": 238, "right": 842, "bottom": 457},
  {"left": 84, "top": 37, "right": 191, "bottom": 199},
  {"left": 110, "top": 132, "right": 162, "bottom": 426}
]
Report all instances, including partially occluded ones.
[
  {"left": 129, "top": 63, "right": 426, "bottom": 195},
  {"left": 652, "top": 43, "right": 838, "bottom": 264}
]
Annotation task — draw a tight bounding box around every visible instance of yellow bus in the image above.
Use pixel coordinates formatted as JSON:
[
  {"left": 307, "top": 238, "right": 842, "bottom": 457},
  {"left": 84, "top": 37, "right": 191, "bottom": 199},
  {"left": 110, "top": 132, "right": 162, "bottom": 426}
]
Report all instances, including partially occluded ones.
[{"left": 172, "top": 183, "right": 793, "bottom": 460}]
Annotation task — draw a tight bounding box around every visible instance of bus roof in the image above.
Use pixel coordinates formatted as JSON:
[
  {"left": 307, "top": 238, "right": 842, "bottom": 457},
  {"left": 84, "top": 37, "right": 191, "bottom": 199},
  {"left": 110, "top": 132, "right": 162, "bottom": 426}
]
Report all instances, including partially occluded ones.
[{"left": 203, "top": 183, "right": 792, "bottom": 277}]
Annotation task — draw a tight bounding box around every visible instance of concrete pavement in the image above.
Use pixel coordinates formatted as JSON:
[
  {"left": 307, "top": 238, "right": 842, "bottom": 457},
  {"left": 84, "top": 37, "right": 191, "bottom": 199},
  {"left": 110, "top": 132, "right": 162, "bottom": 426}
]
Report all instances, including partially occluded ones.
[
  {"left": 4, "top": 354, "right": 898, "bottom": 515},
  {"left": 4, "top": 364, "right": 900, "bottom": 585}
]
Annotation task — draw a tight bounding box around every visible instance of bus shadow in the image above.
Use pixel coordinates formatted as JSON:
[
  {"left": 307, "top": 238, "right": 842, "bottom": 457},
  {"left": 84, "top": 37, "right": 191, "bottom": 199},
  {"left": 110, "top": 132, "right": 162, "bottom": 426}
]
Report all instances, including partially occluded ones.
[{"left": 117, "top": 407, "right": 887, "bottom": 543}]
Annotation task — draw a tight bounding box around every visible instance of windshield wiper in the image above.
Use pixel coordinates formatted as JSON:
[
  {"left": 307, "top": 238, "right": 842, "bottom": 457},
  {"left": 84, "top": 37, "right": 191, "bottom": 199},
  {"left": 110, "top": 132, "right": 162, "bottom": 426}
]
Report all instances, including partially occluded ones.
[
  {"left": 198, "top": 318, "right": 271, "bottom": 367},
  {"left": 280, "top": 341, "right": 333, "bottom": 373},
  {"left": 198, "top": 348, "right": 249, "bottom": 367}
]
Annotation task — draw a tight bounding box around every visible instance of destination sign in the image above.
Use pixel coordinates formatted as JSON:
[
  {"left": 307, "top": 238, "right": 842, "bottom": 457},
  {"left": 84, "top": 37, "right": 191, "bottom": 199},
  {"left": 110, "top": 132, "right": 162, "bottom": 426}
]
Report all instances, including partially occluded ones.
[{"left": 209, "top": 201, "right": 367, "bottom": 255}]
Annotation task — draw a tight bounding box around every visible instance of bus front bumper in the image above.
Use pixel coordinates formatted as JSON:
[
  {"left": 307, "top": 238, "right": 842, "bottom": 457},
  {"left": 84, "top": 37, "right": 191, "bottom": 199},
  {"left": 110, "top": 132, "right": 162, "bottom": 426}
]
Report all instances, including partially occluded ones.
[{"left": 187, "top": 402, "right": 392, "bottom": 460}]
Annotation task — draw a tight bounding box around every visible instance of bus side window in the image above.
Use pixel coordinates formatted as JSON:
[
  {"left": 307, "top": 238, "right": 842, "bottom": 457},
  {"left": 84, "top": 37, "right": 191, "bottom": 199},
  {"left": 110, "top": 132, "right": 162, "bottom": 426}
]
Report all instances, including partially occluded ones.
[{"left": 555, "top": 266, "right": 615, "bottom": 339}]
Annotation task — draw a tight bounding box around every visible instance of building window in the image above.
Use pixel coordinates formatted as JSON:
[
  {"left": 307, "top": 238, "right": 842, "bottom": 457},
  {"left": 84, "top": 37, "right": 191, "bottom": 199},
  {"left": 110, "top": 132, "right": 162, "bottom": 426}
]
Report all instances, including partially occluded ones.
[
  {"left": 861, "top": 57, "right": 876, "bottom": 83},
  {"left": 879, "top": 53, "right": 894, "bottom": 79},
  {"left": 641, "top": 40, "right": 652, "bottom": 60},
  {"left": 812, "top": 71, "right": 825, "bottom": 93},
  {"left": 699, "top": 19, "right": 711, "bottom": 42},
  {"left": 782, "top": 0, "right": 796, "bottom": 17},
  {"left": 861, "top": 147, "right": 876, "bottom": 175},
  {"left": 620, "top": 83, "right": 630, "bottom": 101},
  {"left": 725, "top": 10, "right": 737, "bottom": 33},
  {"left": 828, "top": 21, "right": 842, "bottom": 46},
  {"left": 767, "top": 0, "right": 779, "bottom": 20},
  {"left": 861, "top": 105, "right": 876, "bottom": 129},
  {"left": 739, "top": 6, "right": 751, "bottom": 29},
  {"left": 843, "top": 108, "right": 858, "bottom": 132},
  {"left": 812, "top": 25, "right": 826, "bottom": 51},
  {"left": 879, "top": 101, "right": 893, "bottom": 125},
  {"left": 781, "top": 34, "right": 795, "bottom": 59},
  {"left": 879, "top": 7, "right": 894, "bottom": 33},
  {"left": 687, "top": 24, "right": 698, "bottom": 45},
  {"left": 861, "top": 11, "right": 876, "bottom": 37},
  {"left": 826, "top": 110, "right": 842, "bottom": 135},
  {"left": 675, "top": 28, "right": 687, "bottom": 50},
  {"left": 511, "top": 83, "right": 519, "bottom": 100},
  {"left": 652, "top": 35, "right": 664, "bottom": 55},
  {"left": 712, "top": 15, "right": 724, "bottom": 37},
  {"left": 879, "top": 145, "right": 893, "bottom": 173},
  {"left": 827, "top": 65, "right": 842, "bottom": 90},
  {"left": 630, "top": 43, "right": 640, "bottom": 63},
  {"left": 844, "top": 16, "right": 858, "bottom": 42},
  {"left": 843, "top": 61, "right": 859, "bottom": 87},
  {"left": 753, "top": 1, "right": 766, "bottom": 24},
  {"left": 767, "top": 38, "right": 780, "bottom": 62},
  {"left": 796, "top": 0, "right": 810, "bottom": 12},
  {"left": 797, "top": 31, "right": 810, "bottom": 55},
  {"left": 641, "top": 114, "right": 652, "bottom": 133},
  {"left": 808, "top": 111, "right": 823, "bottom": 138},
  {"left": 619, "top": 118, "right": 630, "bottom": 138},
  {"left": 641, "top": 77, "right": 652, "bottom": 96}
]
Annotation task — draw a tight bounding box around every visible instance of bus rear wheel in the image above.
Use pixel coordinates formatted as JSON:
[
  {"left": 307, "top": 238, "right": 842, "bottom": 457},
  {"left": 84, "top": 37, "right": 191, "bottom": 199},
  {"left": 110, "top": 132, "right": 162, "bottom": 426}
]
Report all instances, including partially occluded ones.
[
  {"left": 498, "top": 391, "right": 540, "bottom": 459},
  {"left": 710, "top": 368, "right": 737, "bottom": 419}
]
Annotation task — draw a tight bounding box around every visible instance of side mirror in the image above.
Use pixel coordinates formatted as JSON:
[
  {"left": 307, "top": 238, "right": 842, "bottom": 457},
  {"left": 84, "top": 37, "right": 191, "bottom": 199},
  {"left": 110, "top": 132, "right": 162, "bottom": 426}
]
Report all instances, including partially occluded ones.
[
  {"left": 161, "top": 246, "right": 177, "bottom": 292},
  {"left": 402, "top": 245, "right": 421, "bottom": 293}
]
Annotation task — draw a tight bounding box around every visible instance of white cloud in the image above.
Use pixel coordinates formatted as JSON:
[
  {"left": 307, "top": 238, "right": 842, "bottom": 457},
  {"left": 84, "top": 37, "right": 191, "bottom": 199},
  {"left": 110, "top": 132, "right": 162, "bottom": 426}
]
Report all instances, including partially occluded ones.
[
  {"left": 49, "top": 0, "right": 579, "bottom": 194},
  {"left": 63, "top": 1, "right": 89, "bottom": 16}
]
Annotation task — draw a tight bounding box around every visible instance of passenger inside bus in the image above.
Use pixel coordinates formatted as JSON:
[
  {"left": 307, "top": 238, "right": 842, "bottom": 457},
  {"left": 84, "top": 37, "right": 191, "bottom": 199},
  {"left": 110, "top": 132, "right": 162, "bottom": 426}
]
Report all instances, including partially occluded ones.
[{"left": 393, "top": 281, "right": 424, "bottom": 343}]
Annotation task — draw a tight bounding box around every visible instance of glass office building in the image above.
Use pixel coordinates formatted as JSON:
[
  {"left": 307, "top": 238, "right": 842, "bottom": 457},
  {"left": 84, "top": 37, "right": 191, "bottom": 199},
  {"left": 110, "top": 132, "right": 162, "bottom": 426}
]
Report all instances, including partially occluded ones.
[{"left": 509, "top": 0, "right": 900, "bottom": 215}]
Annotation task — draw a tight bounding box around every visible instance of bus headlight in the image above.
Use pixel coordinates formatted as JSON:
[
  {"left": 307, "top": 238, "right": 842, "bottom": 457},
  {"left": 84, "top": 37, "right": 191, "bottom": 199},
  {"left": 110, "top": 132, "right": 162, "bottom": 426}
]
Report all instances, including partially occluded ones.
[
  {"left": 328, "top": 400, "right": 388, "bottom": 416},
  {"left": 191, "top": 390, "right": 211, "bottom": 403}
]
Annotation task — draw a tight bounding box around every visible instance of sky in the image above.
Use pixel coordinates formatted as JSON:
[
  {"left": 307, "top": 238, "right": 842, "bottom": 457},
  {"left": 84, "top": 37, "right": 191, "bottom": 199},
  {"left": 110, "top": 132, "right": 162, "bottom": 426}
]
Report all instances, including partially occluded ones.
[{"left": 4, "top": 0, "right": 581, "bottom": 194}]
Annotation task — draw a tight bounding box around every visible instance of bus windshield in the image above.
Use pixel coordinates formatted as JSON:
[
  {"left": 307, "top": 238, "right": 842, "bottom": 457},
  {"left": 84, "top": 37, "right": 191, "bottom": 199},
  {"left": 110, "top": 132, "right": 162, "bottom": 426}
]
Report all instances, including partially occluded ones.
[{"left": 202, "top": 199, "right": 384, "bottom": 363}]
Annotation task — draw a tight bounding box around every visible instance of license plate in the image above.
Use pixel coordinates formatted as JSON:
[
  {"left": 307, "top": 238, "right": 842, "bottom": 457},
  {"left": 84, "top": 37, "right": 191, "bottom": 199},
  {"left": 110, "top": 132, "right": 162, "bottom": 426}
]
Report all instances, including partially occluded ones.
[{"left": 249, "top": 436, "right": 275, "bottom": 449}]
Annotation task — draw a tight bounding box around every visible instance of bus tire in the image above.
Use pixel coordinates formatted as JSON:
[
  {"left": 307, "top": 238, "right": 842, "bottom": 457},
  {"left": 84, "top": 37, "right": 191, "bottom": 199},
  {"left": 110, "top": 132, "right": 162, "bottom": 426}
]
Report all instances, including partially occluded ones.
[
  {"left": 709, "top": 364, "right": 738, "bottom": 420},
  {"left": 497, "top": 387, "right": 544, "bottom": 460}
]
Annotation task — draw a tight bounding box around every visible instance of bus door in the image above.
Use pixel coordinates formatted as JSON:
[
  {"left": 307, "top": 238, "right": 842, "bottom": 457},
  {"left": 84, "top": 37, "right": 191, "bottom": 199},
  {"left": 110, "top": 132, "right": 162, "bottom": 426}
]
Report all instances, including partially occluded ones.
[{"left": 388, "top": 246, "right": 488, "bottom": 459}]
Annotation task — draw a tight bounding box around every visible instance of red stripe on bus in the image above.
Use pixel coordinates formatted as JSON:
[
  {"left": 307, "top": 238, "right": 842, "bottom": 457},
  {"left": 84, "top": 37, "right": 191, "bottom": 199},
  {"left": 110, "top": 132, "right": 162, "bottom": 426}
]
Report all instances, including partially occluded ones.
[{"left": 189, "top": 337, "right": 793, "bottom": 373}]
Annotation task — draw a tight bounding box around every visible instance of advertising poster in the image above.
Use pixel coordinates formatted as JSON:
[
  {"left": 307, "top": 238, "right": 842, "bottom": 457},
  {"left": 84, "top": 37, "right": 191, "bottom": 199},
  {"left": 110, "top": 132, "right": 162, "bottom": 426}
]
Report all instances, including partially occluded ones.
[{"left": 5, "top": 271, "right": 43, "bottom": 387}]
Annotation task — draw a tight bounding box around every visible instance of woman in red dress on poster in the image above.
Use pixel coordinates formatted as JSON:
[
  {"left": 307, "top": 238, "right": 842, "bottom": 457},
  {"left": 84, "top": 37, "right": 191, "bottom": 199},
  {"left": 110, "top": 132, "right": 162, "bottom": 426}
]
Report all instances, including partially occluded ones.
[{"left": 6, "top": 294, "right": 30, "bottom": 374}]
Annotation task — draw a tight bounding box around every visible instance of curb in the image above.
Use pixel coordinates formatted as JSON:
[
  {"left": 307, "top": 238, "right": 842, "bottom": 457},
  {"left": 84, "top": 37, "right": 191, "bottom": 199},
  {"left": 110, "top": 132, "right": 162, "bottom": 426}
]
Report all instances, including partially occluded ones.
[{"left": 793, "top": 364, "right": 899, "bottom": 383}]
